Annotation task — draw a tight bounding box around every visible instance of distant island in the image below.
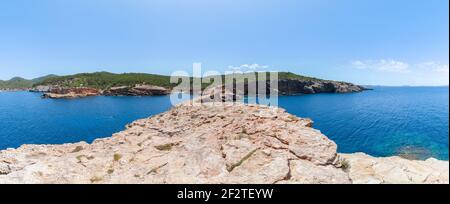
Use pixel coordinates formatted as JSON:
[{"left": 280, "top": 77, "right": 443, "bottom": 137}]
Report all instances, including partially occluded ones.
[{"left": 1, "top": 71, "right": 369, "bottom": 98}]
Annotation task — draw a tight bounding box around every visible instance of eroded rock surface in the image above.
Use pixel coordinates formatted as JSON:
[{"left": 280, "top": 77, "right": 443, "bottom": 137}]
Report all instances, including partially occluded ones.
[
  {"left": 0, "top": 103, "right": 350, "bottom": 184},
  {"left": 104, "top": 85, "right": 169, "bottom": 96},
  {"left": 42, "top": 87, "right": 100, "bottom": 99},
  {"left": 277, "top": 79, "right": 368, "bottom": 95},
  {"left": 341, "top": 153, "right": 449, "bottom": 184},
  {"left": 40, "top": 84, "right": 170, "bottom": 99}
]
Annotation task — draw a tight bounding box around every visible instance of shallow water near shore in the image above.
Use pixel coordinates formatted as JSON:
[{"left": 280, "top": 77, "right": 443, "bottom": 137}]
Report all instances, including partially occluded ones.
[{"left": 0, "top": 87, "right": 448, "bottom": 160}]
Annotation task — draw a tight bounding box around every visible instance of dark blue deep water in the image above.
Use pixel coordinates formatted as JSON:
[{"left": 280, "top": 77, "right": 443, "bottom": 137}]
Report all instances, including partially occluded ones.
[
  {"left": 278, "top": 87, "right": 449, "bottom": 160},
  {"left": 0, "top": 87, "right": 448, "bottom": 160}
]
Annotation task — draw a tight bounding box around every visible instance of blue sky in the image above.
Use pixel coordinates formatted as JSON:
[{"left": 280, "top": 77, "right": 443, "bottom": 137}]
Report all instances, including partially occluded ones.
[{"left": 0, "top": 0, "right": 448, "bottom": 85}]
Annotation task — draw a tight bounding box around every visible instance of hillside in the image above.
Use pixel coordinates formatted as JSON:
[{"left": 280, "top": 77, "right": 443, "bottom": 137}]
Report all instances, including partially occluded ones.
[
  {"left": 0, "top": 77, "right": 33, "bottom": 89},
  {"left": 2, "top": 71, "right": 367, "bottom": 97},
  {"left": 34, "top": 72, "right": 176, "bottom": 89},
  {"left": 34, "top": 71, "right": 342, "bottom": 88},
  {"left": 0, "top": 75, "right": 57, "bottom": 89}
]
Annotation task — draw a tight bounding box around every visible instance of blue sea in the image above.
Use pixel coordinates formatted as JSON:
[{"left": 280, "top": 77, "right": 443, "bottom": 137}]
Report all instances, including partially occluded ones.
[{"left": 0, "top": 87, "right": 448, "bottom": 160}]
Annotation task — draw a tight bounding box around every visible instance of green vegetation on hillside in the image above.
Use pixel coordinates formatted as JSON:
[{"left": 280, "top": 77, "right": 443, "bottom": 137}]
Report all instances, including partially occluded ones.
[
  {"left": 2, "top": 71, "right": 334, "bottom": 90},
  {"left": 31, "top": 74, "right": 59, "bottom": 83},
  {"left": 208, "top": 72, "right": 323, "bottom": 83},
  {"left": 34, "top": 72, "right": 176, "bottom": 89},
  {"left": 0, "top": 77, "right": 33, "bottom": 89},
  {"left": 34, "top": 71, "right": 330, "bottom": 89},
  {"left": 0, "top": 75, "right": 57, "bottom": 89}
]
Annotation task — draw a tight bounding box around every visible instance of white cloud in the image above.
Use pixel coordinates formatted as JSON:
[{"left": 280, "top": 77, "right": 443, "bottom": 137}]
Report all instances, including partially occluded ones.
[
  {"left": 351, "top": 59, "right": 410, "bottom": 73},
  {"left": 418, "top": 62, "right": 449, "bottom": 74},
  {"left": 228, "top": 64, "right": 269, "bottom": 71},
  {"left": 350, "top": 60, "right": 449, "bottom": 86}
]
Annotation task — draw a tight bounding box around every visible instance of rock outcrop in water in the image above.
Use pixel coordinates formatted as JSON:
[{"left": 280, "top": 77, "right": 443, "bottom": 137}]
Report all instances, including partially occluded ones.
[
  {"left": 0, "top": 102, "right": 447, "bottom": 184},
  {"left": 30, "top": 85, "right": 52, "bottom": 93},
  {"left": 277, "top": 79, "right": 367, "bottom": 95},
  {"left": 42, "top": 87, "right": 100, "bottom": 99},
  {"left": 27, "top": 71, "right": 369, "bottom": 99},
  {"left": 39, "top": 85, "right": 170, "bottom": 99},
  {"left": 103, "top": 85, "right": 170, "bottom": 96}
]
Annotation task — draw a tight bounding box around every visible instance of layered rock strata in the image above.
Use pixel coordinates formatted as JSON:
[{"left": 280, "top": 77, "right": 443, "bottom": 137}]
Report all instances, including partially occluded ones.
[
  {"left": 42, "top": 87, "right": 100, "bottom": 99},
  {"left": 103, "top": 85, "right": 170, "bottom": 96}
]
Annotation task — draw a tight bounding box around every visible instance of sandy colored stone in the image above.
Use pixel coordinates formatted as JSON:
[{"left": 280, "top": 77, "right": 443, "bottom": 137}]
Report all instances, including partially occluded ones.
[
  {"left": 0, "top": 102, "right": 346, "bottom": 184},
  {"left": 341, "top": 153, "right": 449, "bottom": 184}
]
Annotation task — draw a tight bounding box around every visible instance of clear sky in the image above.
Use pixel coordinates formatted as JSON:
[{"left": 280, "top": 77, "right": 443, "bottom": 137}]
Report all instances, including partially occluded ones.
[{"left": 0, "top": 0, "right": 448, "bottom": 86}]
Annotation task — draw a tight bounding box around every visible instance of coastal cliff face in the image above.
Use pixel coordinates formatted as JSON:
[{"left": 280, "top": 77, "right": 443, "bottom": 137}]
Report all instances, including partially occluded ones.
[
  {"left": 28, "top": 72, "right": 368, "bottom": 99},
  {"left": 0, "top": 103, "right": 447, "bottom": 184},
  {"left": 40, "top": 85, "right": 170, "bottom": 99},
  {"left": 42, "top": 87, "right": 100, "bottom": 99},
  {"left": 103, "top": 85, "right": 170, "bottom": 96},
  {"left": 277, "top": 79, "right": 367, "bottom": 95}
]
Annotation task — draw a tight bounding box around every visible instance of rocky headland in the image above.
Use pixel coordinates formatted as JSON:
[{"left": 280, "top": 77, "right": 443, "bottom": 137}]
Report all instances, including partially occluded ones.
[
  {"left": 277, "top": 79, "right": 367, "bottom": 95},
  {"left": 16, "top": 71, "right": 370, "bottom": 99},
  {"left": 0, "top": 102, "right": 447, "bottom": 184},
  {"left": 35, "top": 78, "right": 367, "bottom": 99},
  {"left": 103, "top": 85, "right": 170, "bottom": 96},
  {"left": 38, "top": 85, "right": 170, "bottom": 99},
  {"left": 41, "top": 87, "right": 100, "bottom": 99}
]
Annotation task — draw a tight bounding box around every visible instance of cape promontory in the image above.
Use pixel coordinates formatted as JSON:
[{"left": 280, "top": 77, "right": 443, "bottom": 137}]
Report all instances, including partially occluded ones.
[
  {"left": 0, "top": 102, "right": 447, "bottom": 184},
  {"left": 23, "top": 71, "right": 368, "bottom": 98}
]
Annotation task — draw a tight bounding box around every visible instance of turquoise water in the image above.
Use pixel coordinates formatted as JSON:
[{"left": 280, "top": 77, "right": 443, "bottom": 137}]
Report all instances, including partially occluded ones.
[{"left": 0, "top": 87, "right": 448, "bottom": 160}]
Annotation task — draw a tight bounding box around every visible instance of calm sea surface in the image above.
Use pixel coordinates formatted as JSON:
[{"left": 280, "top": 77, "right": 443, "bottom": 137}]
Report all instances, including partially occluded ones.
[{"left": 0, "top": 87, "right": 448, "bottom": 160}]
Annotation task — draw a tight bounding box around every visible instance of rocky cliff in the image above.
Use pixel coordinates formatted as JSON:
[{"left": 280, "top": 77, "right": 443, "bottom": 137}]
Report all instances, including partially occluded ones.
[
  {"left": 39, "top": 85, "right": 170, "bottom": 99},
  {"left": 42, "top": 87, "right": 100, "bottom": 99},
  {"left": 341, "top": 153, "right": 448, "bottom": 184},
  {"left": 0, "top": 102, "right": 447, "bottom": 184},
  {"left": 277, "top": 79, "right": 367, "bottom": 95},
  {"left": 28, "top": 71, "right": 369, "bottom": 99}
]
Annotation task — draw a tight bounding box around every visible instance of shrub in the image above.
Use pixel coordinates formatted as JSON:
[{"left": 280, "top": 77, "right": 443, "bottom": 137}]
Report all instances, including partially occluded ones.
[
  {"left": 155, "top": 144, "right": 173, "bottom": 151},
  {"left": 71, "top": 146, "right": 84, "bottom": 153},
  {"left": 340, "top": 158, "right": 351, "bottom": 172},
  {"left": 113, "top": 153, "right": 122, "bottom": 161},
  {"left": 90, "top": 176, "right": 103, "bottom": 183}
]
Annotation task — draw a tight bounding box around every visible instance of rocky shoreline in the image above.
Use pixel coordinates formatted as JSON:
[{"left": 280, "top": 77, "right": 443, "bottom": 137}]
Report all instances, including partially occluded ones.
[
  {"left": 0, "top": 88, "right": 32, "bottom": 92},
  {"left": 35, "top": 85, "right": 171, "bottom": 99},
  {"left": 31, "top": 78, "right": 368, "bottom": 99},
  {"left": 0, "top": 102, "right": 447, "bottom": 184},
  {"left": 277, "top": 79, "right": 368, "bottom": 95}
]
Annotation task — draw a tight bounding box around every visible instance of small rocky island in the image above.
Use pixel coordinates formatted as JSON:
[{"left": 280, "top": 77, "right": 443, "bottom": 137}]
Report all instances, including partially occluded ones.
[{"left": 0, "top": 101, "right": 447, "bottom": 184}]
